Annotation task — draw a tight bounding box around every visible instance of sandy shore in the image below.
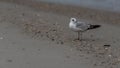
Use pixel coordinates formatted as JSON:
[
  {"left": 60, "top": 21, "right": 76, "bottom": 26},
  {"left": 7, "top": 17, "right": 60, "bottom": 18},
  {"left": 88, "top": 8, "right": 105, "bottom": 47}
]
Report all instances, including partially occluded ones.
[
  {"left": 1, "top": 0, "right": 120, "bottom": 24},
  {"left": 0, "top": 1, "right": 120, "bottom": 68}
]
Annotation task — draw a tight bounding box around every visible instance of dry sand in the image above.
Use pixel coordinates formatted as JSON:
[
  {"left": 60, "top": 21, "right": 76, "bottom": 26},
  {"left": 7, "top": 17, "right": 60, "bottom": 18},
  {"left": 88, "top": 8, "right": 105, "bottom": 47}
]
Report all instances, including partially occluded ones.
[{"left": 0, "top": 1, "right": 120, "bottom": 68}]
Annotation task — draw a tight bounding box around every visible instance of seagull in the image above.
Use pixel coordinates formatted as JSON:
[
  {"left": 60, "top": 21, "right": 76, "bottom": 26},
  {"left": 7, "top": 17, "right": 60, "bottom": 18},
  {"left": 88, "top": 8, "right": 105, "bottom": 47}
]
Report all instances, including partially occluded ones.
[{"left": 69, "top": 18, "right": 101, "bottom": 41}]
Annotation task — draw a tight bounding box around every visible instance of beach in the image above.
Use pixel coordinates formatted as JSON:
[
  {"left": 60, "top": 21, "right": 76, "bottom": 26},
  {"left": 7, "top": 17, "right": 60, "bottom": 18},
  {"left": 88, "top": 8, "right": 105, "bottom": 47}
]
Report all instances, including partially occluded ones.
[{"left": 0, "top": 0, "right": 120, "bottom": 68}]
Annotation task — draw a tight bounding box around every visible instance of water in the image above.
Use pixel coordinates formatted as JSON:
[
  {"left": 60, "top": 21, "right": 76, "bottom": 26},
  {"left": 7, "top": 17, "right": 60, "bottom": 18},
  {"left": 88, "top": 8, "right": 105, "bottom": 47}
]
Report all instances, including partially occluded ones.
[{"left": 35, "top": 0, "right": 120, "bottom": 13}]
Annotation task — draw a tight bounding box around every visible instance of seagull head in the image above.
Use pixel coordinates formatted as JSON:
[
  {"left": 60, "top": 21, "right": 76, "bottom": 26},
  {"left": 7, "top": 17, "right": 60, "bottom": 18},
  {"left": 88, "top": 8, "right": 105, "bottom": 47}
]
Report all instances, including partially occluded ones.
[{"left": 70, "top": 18, "right": 77, "bottom": 23}]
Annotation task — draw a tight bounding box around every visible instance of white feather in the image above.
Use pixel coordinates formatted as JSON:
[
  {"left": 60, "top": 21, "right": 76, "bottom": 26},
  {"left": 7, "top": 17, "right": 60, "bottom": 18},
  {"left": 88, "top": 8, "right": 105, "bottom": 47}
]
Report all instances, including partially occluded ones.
[{"left": 69, "top": 18, "right": 89, "bottom": 32}]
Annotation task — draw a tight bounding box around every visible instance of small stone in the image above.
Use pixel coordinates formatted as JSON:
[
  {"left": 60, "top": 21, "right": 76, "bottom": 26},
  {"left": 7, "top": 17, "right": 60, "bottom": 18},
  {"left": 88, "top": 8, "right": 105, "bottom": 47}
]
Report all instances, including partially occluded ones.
[
  {"left": 79, "top": 49, "right": 82, "bottom": 51},
  {"left": 92, "top": 39, "right": 95, "bottom": 41},
  {"left": 101, "top": 61, "right": 105, "bottom": 64},
  {"left": 46, "top": 32, "right": 48, "bottom": 34},
  {"left": 108, "top": 55, "right": 112, "bottom": 57},
  {"left": 91, "top": 15, "right": 94, "bottom": 18},
  {"left": 7, "top": 59, "right": 13, "bottom": 62},
  {"left": 94, "top": 63, "right": 97, "bottom": 66},
  {"left": 37, "top": 31, "right": 41, "bottom": 33},
  {"left": 53, "top": 24, "right": 55, "bottom": 25},
  {"left": 36, "top": 14, "right": 41, "bottom": 17},
  {"left": 56, "top": 42, "right": 59, "bottom": 44},
  {"left": 113, "top": 41, "right": 116, "bottom": 43},
  {"left": 46, "top": 35, "right": 49, "bottom": 38},
  {"left": 60, "top": 41, "right": 64, "bottom": 44},
  {"left": 22, "top": 48, "right": 26, "bottom": 51},
  {"left": 66, "top": 56, "right": 70, "bottom": 58},
  {"left": 90, "top": 35, "right": 93, "bottom": 37},
  {"left": 105, "top": 48, "right": 108, "bottom": 50},
  {"left": 22, "top": 13, "right": 25, "bottom": 16},
  {"left": 41, "top": 35, "right": 43, "bottom": 37},
  {"left": 51, "top": 38, "right": 55, "bottom": 41},
  {"left": 85, "top": 57, "right": 89, "bottom": 59},
  {"left": 52, "top": 29, "right": 56, "bottom": 31},
  {"left": 104, "top": 45, "right": 111, "bottom": 47},
  {"left": 38, "top": 49, "right": 40, "bottom": 51}
]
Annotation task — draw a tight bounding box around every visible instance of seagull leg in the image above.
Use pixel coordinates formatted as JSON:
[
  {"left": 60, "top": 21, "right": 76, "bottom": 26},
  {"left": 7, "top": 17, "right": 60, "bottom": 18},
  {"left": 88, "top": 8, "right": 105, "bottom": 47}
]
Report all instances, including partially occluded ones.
[
  {"left": 77, "top": 32, "right": 80, "bottom": 40},
  {"left": 77, "top": 32, "right": 82, "bottom": 41},
  {"left": 74, "top": 32, "right": 82, "bottom": 41},
  {"left": 80, "top": 32, "right": 82, "bottom": 41}
]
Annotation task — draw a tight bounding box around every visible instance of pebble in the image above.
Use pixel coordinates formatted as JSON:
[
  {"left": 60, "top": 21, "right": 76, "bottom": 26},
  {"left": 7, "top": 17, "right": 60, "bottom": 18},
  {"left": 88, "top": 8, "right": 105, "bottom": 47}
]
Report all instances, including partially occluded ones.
[
  {"left": 113, "top": 41, "right": 116, "bottom": 43},
  {"left": 52, "top": 29, "right": 56, "bottom": 31},
  {"left": 38, "top": 49, "right": 41, "bottom": 51},
  {"left": 22, "top": 13, "right": 25, "bottom": 16},
  {"left": 105, "top": 48, "right": 108, "bottom": 50},
  {"left": 36, "top": 14, "right": 41, "bottom": 17},
  {"left": 7, "top": 59, "right": 13, "bottom": 62},
  {"left": 92, "top": 39, "right": 95, "bottom": 41},
  {"left": 104, "top": 45, "right": 111, "bottom": 47},
  {"left": 46, "top": 35, "right": 49, "bottom": 38},
  {"left": 51, "top": 38, "right": 55, "bottom": 41},
  {"left": 90, "top": 35, "right": 93, "bottom": 37},
  {"left": 22, "top": 48, "right": 26, "bottom": 51},
  {"left": 108, "top": 55, "right": 112, "bottom": 57},
  {"left": 41, "top": 35, "right": 43, "bottom": 37},
  {"left": 94, "top": 63, "right": 97, "bottom": 66},
  {"left": 60, "top": 41, "right": 64, "bottom": 44},
  {"left": 66, "top": 56, "right": 70, "bottom": 58}
]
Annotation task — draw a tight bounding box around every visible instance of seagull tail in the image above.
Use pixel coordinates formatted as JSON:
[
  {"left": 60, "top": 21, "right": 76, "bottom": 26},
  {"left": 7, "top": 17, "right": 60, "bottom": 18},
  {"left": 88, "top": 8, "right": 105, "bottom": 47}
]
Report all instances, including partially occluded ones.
[{"left": 88, "top": 24, "right": 101, "bottom": 30}]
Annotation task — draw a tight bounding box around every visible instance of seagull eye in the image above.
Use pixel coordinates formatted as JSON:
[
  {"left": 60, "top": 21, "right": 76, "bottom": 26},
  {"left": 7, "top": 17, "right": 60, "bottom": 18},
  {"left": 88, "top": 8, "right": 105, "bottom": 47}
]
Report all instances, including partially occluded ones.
[{"left": 72, "top": 19, "right": 74, "bottom": 21}]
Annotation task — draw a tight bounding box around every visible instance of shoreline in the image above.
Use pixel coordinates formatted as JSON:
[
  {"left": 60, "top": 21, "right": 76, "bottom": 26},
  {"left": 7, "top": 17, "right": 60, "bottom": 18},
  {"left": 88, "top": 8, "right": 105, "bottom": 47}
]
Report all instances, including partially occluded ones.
[{"left": 0, "top": 0, "right": 120, "bottom": 24}]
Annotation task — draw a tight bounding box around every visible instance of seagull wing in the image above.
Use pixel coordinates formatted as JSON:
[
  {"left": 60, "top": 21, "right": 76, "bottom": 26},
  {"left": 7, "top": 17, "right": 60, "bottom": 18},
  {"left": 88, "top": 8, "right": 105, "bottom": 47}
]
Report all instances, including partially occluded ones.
[{"left": 76, "top": 21, "right": 89, "bottom": 31}]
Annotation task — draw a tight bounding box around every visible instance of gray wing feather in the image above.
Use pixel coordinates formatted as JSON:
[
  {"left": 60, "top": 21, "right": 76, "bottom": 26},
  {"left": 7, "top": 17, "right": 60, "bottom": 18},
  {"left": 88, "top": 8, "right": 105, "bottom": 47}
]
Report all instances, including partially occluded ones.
[{"left": 76, "top": 22, "right": 89, "bottom": 31}]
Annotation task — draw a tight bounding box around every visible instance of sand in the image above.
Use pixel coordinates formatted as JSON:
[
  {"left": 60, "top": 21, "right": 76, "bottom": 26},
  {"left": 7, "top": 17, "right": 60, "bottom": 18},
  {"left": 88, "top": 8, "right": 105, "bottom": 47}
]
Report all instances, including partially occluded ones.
[{"left": 0, "top": 1, "right": 120, "bottom": 68}]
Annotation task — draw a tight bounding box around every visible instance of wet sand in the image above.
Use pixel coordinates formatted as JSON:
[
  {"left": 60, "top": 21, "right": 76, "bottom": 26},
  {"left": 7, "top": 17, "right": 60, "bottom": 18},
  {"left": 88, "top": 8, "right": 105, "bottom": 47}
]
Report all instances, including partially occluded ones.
[{"left": 0, "top": 0, "right": 120, "bottom": 68}]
